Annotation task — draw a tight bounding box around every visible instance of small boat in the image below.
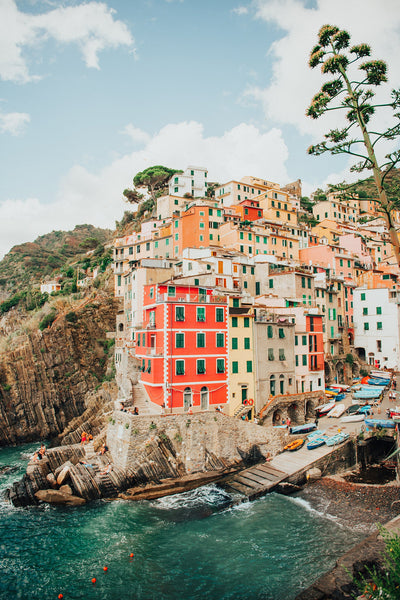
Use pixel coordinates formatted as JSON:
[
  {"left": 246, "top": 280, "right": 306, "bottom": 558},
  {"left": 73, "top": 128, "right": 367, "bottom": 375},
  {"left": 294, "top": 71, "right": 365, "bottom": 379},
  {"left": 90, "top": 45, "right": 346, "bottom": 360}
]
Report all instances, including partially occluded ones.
[
  {"left": 328, "top": 384, "right": 351, "bottom": 392},
  {"left": 327, "top": 403, "right": 346, "bottom": 418},
  {"left": 307, "top": 437, "right": 326, "bottom": 450},
  {"left": 367, "top": 378, "right": 390, "bottom": 386},
  {"left": 357, "top": 405, "right": 371, "bottom": 414},
  {"left": 341, "top": 414, "right": 365, "bottom": 422},
  {"left": 325, "top": 432, "right": 350, "bottom": 446},
  {"left": 289, "top": 423, "right": 317, "bottom": 435},
  {"left": 364, "top": 418, "right": 395, "bottom": 429},
  {"left": 316, "top": 402, "right": 336, "bottom": 417},
  {"left": 284, "top": 439, "right": 305, "bottom": 452},
  {"left": 346, "top": 404, "right": 360, "bottom": 414},
  {"left": 307, "top": 429, "right": 325, "bottom": 439}
]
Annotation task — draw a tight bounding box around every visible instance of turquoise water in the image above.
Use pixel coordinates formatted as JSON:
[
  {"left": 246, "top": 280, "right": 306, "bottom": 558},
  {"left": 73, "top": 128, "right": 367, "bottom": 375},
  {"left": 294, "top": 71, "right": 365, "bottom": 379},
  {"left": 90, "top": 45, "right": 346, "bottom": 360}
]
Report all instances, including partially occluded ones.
[{"left": 0, "top": 444, "right": 364, "bottom": 600}]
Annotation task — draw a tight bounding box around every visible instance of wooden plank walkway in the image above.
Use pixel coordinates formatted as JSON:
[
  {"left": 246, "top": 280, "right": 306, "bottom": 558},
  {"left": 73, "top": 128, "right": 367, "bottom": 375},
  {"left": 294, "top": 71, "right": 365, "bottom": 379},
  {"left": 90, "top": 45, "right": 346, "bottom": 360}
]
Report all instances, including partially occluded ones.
[{"left": 223, "top": 441, "right": 345, "bottom": 500}]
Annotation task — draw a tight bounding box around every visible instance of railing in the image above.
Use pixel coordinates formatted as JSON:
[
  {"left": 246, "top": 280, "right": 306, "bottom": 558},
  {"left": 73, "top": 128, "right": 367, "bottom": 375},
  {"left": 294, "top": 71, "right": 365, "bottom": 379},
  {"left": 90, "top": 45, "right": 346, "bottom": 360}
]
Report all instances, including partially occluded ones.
[{"left": 156, "top": 293, "right": 227, "bottom": 304}]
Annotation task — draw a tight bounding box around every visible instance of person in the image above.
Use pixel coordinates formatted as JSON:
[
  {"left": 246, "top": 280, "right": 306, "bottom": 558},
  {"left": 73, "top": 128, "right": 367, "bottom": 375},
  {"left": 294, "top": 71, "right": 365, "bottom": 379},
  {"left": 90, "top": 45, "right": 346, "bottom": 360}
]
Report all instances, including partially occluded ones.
[
  {"left": 31, "top": 451, "right": 39, "bottom": 462},
  {"left": 119, "top": 402, "right": 127, "bottom": 412},
  {"left": 100, "top": 463, "right": 112, "bottom": 476},
  {"left": 161, "top": 402, "right": 166, "bottom": 415},
  {"left": 133, "top": 407, "right": 139, "bottom": 416},
  {"left": 286, "top": 417, "right": 291, "bottom": 427},
  {"left": 98, "top": 443, "right": 108, "bottom": 455},
  {"left": 188, "top": 405, "right": 193, "bottom": 415},
  {"left": 36, "top": 443, "right": 46, "bottom": 460},
  {"left": 80, "top": 432, "right": 87, "bottom": 445}
]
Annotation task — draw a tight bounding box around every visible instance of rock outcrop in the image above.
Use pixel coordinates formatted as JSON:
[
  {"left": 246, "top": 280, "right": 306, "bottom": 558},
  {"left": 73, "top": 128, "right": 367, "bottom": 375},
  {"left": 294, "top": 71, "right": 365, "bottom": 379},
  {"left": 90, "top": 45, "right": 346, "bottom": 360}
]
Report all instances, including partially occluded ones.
[{"left": 0, "top": 295, "right": 118, "bottom": 446}]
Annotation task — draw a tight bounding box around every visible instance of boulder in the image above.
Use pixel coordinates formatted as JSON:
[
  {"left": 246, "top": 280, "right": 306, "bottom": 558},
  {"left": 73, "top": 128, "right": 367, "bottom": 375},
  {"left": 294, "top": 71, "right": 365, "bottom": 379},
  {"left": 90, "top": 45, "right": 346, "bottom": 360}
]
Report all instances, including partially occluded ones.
[
  {"left": 59, "top": 484, "right": 73, "bottom": 496},
  {"left": 56, "top": 462, "right": 73, "bottom": 485},
  {"left": 35, "top": 489, "right": 85, "bottom": 506},
  {"left": 46, "top": 473, "right": 57, "bottom": 488},
  {"left": 307, "top": 467, "right": 322, "bottom": 481}
]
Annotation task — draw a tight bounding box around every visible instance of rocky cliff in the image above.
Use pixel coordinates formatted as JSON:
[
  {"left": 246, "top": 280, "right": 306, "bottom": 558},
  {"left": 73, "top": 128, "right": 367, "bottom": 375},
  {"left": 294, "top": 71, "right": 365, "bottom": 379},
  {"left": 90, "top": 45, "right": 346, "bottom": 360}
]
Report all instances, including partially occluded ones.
[{"left": 0, "top": 294, "right": 119, "bottom": 446}]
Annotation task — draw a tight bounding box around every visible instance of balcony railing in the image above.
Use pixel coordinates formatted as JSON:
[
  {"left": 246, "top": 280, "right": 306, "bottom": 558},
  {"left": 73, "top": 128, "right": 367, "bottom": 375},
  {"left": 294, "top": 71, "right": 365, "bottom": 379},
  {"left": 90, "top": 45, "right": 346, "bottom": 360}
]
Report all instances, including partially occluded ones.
[{"left": 156, "top": 293, "right": 227, "bottom": 304}]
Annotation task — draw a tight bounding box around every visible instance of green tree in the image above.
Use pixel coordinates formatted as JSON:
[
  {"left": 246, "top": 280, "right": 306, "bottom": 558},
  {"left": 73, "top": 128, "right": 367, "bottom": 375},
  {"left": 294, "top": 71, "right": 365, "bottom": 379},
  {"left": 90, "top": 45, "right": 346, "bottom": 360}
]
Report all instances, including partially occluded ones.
[
  {"left": 133, "top": 166, "right": 180, "bottom": 201},
  {"left": 122, "top": 188, "right": 143, "bottom": 204},
  {"left": 307, "top": 25, "right": 400, "bottom": 265}
]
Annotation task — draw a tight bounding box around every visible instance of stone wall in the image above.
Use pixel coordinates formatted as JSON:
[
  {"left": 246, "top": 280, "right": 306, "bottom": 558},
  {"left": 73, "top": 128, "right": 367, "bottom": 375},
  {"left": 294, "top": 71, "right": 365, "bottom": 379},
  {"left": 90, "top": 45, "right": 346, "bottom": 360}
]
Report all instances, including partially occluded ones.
[{"left": 107, "top": 411, "right": 287, "bottom": 472}]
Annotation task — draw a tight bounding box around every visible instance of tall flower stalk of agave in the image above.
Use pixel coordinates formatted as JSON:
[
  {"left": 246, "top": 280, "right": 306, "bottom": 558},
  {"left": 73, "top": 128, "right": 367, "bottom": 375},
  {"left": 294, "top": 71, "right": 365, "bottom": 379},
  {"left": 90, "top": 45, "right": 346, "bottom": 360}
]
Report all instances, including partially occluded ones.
[{"left": 307, "top": 24, "right": 400, "bottom": 267}]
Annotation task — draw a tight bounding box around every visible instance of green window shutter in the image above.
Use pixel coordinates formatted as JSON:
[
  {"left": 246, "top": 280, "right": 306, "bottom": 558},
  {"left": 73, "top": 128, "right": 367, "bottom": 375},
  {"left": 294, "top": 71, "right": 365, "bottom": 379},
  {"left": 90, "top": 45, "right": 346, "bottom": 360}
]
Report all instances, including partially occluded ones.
[
  {"left": 244, "top": 317, "right": 250, "bottom": 328},
  {"left": 197, "top": 333, "right": 205, "bottom": 348},
  {"left": 197, "top": 307, "right": 206, "bottom": 322},
  {"left": 216, "top": 333, "right": 224, "bottom": 347},
  {"left": 363, "top": 307, "right": 368, "bottom": 315},
  {"left": 278, "top": 328, "right": 285, "bottom": 338},
  {"left": 302, "top": 335, "right": 307, "bottom": 345},
  {"left": 267, "top": 325, "right": 273, "bottom": 338},
  {"left": 302, "top": 354, "right": 307, "bottom": 366},
  {"left": 176, "top": 360, "right": 185, "bottom": 375},
  {"left": 233, "top": 298, "right": 239, "bottom": 307},
  {"left": 295, "top": 355, "right": 299, "bottom": 366},
  {"left": 246, "top": 361, "right": 252, "bottom": 373},
  {"left": 216, "top": 308, "right": 224, "bottom": 322},
  {"left": 268, "top": 348, "right": 274, "bottom": 361},
  {"left": 244, "top": 337, "right": 250, "bottom": 350},
  {"left": 232, "top": 317, "right": 238, "bottom": 327},
  {"left": 232, "top": 337, "right": 238, "bottom": 350},
  {"left": 377, "top": 306, "right": 382, "bottom": 315},
  {"left": 361, "top": 293, "right": 366, "bottom": 301},
  {"left": 232, "top": 362, "right": 238, "bottom": 374},
  {"left": 279, "top": 349, "right": 285, "bottom": 361},
  {"left": 377, "top": 322, "right": 382, "bottom": 330},
  {"left": 176, "top": 333, "right": 184, "bottom": 348},
  {"left": 197, "top": 359, "right": 206, "bottom": 374},
  {"left": 295, "top": 335, "right": 298, "bottom": 346},
  {"left": 217, "top": 359, "right": 225, "bottom": 373},
  {"left": 175, "top": 306, "right": 185, "bottom": 321}
]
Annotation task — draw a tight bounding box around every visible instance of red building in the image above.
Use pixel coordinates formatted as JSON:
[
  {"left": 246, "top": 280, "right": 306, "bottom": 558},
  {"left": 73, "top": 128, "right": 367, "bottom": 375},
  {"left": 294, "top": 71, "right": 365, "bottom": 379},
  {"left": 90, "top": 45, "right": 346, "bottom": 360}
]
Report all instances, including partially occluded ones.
[
  {"left": 233, "top": 198, "right": 263, "bottom": 222},
  {"left": 135, "top": 283, "right": 228, "bottom": 412},
  {"left": 306, "top": 314, "right": 324, "bottom": 373}
]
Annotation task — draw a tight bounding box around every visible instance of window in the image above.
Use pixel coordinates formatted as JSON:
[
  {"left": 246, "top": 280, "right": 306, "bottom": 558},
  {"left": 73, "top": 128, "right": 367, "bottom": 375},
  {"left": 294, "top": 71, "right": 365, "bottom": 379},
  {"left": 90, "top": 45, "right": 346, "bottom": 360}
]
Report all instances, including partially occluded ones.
[
  {"left": 217, "top": 359, "right": 225, "bottom": 373},
  {"left": 361, "top": 293, "right": 366, "bottom": 301},
  {"left": 175, "top": 306, "right": 185, "bottom": 321},
  {"left": 197, "top": 332, "right": 205, "bottom": 348},
  {"left": 269, "top": 279, "right": 273, "bottom": 288},
  {"left": 175, "top": 333, "right": 184, "bottom": 348},
  {"left": 168, "top": 286, "right": 175, "bottom": 297},
  {"left": 307, "top": 278, "right": 311, "bottom": 289},
  {"left": 197, "top": 359, "right": 206, "bottom": 374},
  {"left": 244, "top": 337, "right": 250, "bottom": 350},
  {"left": 376, "top": 306, "right": 382, "bottom": 315},
  {"left": 244, "top": 317, "right": 250, "bottom": 328},
  {"left": 176, "top": 360, "right": 185, "bottom": 375},
  {"left": 302, "top": 335, "right": 307, "bottom": 345},
  {"left": 295, "top": 335, "right": 298, "bottom": 346},
  {"left": 377, "top": 322, "right": 382, "bottom": 330},
  {"left": 301, "top": 276, "right": 306, "bottom": 288},
  {"left": 363, "top": 307, "right": 368, "bottom": 315},
  {"left": 364, "top": 322, "right": 369, "bottom": 331},
  {"left": 268, "top": 348, "right": 274, "bottom": 361},
  {"left": 150, "top": 287, "right": 154, "bottom": 299},
  {"left": 302, "top": 354, "right": 307, "bottom": 366},
  {"left": 279, "top": 349, "right": 286, "bottom": 361},
  {"left": 267, "top": 325, "right": 273, "bottom": 338},
  {"left": 216, "top": 307, "right": 224, "bottom": 322},
  {"left": 278, "top": 328, "right": 285, "bottom": 339},
  {"left": 295, "top": 355, "right": 299, "bottom": 366},
  {"left": 233, "top": 298, "right": 239, "bottom": 308},
  {"left": 232, "top": 362, "right": 238, "bottom": 374},
  {"left": 246, "top": 361, "right": 253, "bottom": 373},
  {"left": 232, "top": 317, "right": 238, "bottom": 327},
  {"left": 197, "top": 307, "right": 206, "bottom": 322}
]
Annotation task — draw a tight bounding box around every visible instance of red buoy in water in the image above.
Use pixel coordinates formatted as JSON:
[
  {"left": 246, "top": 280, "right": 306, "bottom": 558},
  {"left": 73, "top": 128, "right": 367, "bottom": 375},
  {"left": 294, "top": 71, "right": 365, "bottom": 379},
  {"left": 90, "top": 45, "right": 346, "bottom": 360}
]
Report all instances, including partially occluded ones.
[
  {"left": 58, "top": 595, "right": 64, "bottom": 599},
  {"left": 129, "top": 553, "right": 134, "bottom": 558},
  {"left": 91, "top": 578, "right": 97, "bottom": 584},
  {"left": 103, "top": 566, "right": 108, "bottom": 572}
]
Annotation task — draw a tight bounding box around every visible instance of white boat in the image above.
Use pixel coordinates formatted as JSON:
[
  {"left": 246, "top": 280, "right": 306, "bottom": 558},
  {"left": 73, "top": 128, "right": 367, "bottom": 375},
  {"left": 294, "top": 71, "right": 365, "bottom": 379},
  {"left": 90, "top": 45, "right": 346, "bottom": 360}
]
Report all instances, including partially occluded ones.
[
  {"left": 341, "top": 414, "right": 365, "bottom": 422},
  {"left": 327, "top": 403, "right": 346, "bottom": 418},
  {"left": 316, "top": 402, "right": 336, "bottom": 416}
]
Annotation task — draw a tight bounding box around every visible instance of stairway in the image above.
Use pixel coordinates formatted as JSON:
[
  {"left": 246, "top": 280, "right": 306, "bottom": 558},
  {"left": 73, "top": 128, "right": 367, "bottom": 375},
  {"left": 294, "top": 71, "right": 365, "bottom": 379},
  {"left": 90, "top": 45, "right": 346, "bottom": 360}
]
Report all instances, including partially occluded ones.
[
  {"left": 223, "top": 462, "right": 288, "bottom": 500},
  {"left": 84, "top": 441, "right": 96, "bottom": 460},
  {"left": 131, "top": 381, "right": 161, "bottom": 416}
]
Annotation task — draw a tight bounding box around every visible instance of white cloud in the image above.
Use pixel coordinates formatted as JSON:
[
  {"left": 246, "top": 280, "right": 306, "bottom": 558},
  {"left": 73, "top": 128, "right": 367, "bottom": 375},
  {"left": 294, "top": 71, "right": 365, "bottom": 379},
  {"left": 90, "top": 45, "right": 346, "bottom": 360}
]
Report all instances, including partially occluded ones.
[
  {"left": 0, "top": 110, "right": 30, "bottom": 135},
  {"left": 232, "top": 6, "right": 249, "bottom": 15},
  {"left": 0, "top": 0, "right": 135, "bottom": 82},
  {"left": 121, "top": 124, "right": 151, "bottom": 145},
  {"left": 250, "top": 0, "right": 400, "bottom": 143},
  {"left": 0, "top": 120, "right": 289, "bottom": 258}
]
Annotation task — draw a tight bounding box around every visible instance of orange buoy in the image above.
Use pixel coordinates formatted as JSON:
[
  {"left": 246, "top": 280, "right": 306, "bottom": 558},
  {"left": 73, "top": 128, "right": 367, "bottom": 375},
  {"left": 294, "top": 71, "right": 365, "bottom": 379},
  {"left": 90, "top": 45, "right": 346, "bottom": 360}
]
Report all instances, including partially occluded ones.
[
  {"left": 91, "top": 578, "right": 97, "bottom": 584},
  {"left": 129, "top": 553, "right": 134, "bottom": 558},
  {"left": 103, "top": 566, "right": 108, "bottom": 572},
  {"left": 58, "top": 595, "right": 64, "bottom": 599}
]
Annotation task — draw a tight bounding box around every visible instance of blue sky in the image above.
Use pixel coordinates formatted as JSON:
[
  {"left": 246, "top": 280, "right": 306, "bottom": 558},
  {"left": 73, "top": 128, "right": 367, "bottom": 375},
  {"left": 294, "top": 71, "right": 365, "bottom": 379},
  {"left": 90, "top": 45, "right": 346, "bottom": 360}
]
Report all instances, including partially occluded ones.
[{"left": 1, "top": 0, "right": 399, "bottom": 258}]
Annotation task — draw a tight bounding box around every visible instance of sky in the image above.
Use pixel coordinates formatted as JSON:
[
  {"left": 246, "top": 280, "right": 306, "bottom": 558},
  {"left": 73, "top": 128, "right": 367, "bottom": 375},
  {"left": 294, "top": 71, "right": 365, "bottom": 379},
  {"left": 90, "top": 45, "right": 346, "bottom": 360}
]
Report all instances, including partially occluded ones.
[{"left": 1, "top": 0, "right": 400, "bottom": 259}]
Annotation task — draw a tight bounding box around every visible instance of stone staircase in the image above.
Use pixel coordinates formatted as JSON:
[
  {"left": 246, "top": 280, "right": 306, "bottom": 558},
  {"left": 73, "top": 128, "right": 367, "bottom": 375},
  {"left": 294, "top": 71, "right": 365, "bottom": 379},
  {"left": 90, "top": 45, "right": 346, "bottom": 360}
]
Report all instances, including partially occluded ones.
[
  {"left": 131, "top": 381, "right": 161, "bottom": 416},
  {"left": 84, "top": 441, "right": 96, "bottom": 460}
]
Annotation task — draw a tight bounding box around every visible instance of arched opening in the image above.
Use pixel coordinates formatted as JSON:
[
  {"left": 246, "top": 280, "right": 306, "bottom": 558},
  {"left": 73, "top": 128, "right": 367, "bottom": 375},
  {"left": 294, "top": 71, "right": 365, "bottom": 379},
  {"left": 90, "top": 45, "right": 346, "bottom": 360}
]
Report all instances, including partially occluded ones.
[
  {"left": 287, "top": 402, "right": 299, "bottom": 424},
  {"left": 118, "top": 323, "right": 124, "bottom": 332},
  {"left": 272, "top": 409, "right": 282, "bottom": 425},
  {"left": 305, "top": 399, "right": 315, "bottom": 420},
  {"left": 183, "top": 387, "right": 192, "bottom": 412},
  {"left": 200, "top": 386, "right": 209, "bottom": 410},
  {"left": 324, "top": 361, "right": 332, "bottom": 384},
  {"left": 270, "top": 375, "right": 276, "bottom": 396},
  {"left": 355, "top": 347, "right": 366, "bottom": 362}
]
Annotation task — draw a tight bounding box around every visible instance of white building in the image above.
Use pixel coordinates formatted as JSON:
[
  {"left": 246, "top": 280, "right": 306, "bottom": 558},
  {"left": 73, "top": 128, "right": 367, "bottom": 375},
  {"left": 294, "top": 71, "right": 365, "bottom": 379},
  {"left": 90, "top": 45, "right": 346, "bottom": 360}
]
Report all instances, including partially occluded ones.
[
  {"left": 40, "top": 281, "right": 61, "bottom": 294},
  {"left": 168, "top": 166, "right": 208, "bottom": 198},
  {"left": 353, "top": 287, "right": 400, "bottom": 370}
]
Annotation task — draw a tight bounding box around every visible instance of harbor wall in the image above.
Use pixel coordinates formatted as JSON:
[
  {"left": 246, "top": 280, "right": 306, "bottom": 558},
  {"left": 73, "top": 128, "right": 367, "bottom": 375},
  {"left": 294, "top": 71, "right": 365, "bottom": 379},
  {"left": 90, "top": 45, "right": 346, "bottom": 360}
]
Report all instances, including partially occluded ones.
[{"left": 107, "top": 411, "right": 288, "bottom": 471}]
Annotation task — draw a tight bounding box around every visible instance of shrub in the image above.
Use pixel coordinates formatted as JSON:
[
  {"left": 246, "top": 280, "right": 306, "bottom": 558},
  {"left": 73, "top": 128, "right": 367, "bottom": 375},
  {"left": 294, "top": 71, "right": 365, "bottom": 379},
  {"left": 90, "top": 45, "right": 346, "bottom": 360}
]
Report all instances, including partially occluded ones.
[
  {"left": 39, "top": 310, "right": 56, "bottom": 331},
  {"left": 65, "top": 311, "right": 77, "bottom": 323}
]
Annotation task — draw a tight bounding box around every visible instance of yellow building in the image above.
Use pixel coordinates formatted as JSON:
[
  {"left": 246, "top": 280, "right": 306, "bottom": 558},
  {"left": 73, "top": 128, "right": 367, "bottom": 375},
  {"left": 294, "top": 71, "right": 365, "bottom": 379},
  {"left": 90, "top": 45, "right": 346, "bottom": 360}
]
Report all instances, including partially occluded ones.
[{"left": 226, "top": 298, "right": 256, "bottom": 420}]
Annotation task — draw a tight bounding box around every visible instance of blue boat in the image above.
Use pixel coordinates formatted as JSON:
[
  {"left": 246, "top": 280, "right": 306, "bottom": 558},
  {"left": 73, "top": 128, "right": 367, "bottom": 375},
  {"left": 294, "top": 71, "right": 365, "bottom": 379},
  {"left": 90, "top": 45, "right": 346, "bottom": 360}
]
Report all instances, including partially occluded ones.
[
  {"left": 307, "top": 437, "right": 326, "bottom": 450},
  {"left": 325, "top": 432, "right": 349, "bottom": 446},
  {"left": 357, "top": 405, "right": 371, "bottom": 414},
  {"left": 364, "top": 418, "right": 395, "bottom": 429},
  {"left": 289, "top": 423, "right": 317, "bottom": 435},
  {"left": 367, "top": 378, "right": 390, "bottom": 386}
]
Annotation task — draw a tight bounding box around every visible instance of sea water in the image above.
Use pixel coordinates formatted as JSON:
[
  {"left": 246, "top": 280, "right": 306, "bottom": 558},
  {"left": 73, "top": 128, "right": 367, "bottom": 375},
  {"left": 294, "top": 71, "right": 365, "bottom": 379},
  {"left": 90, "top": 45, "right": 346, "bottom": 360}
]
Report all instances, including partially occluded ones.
[{"left": 0, "top": 443, "right": 364, "bottom": 600}]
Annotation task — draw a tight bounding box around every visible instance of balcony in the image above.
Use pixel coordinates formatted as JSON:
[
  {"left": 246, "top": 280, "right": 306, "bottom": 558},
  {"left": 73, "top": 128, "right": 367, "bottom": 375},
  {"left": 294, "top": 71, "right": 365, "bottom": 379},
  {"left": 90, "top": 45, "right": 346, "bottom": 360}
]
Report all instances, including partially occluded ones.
[{"left": 156, "top": 293, "right": 227, "bottom": 304}]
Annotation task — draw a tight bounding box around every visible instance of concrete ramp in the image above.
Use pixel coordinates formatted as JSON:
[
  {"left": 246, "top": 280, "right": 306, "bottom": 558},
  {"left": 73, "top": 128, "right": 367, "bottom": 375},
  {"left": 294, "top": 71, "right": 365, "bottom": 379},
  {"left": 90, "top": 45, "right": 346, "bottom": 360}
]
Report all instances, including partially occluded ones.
[{"left": 224, "top": 462, "right": 288, "bottom": 499}]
